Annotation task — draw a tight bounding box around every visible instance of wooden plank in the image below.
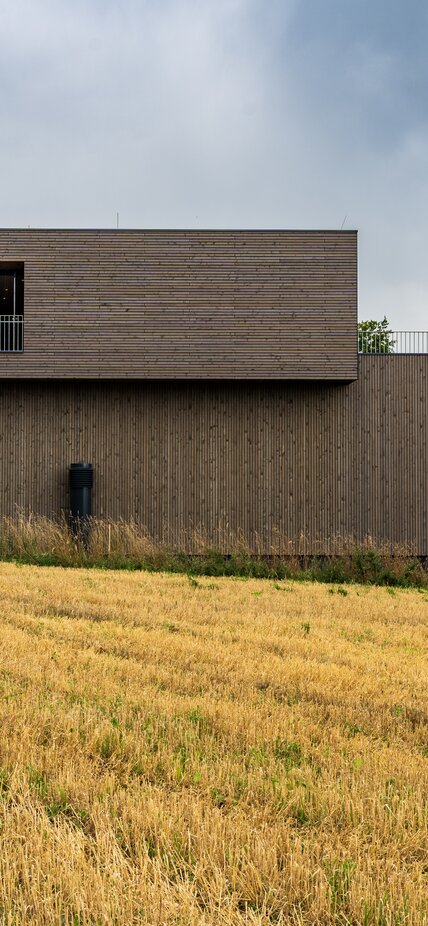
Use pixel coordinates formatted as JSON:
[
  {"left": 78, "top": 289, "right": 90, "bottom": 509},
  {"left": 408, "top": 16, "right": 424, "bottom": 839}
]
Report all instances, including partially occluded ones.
[
  {"left": 0, "top": 229, "right": 358, "bottom": 380},
  {"left": 0, "top": 357, "right": 426, "bottom": 553}
]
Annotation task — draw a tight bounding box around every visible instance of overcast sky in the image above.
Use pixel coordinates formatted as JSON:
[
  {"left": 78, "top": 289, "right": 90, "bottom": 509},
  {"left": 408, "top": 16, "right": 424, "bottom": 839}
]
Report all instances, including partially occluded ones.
[{"left": 1, "top": 0, "right": 427, "bottom": 327}]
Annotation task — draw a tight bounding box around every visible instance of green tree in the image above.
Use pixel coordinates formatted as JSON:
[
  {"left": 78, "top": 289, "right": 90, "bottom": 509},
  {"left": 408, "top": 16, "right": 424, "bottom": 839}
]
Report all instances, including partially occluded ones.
[{"left": 358, "top": 316, "right": 395, "bottom": 353}]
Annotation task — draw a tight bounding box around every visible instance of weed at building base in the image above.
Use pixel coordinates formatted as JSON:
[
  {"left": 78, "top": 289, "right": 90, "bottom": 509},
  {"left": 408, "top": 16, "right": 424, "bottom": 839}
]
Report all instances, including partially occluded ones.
[{"left": 0, "top": 515, "right": 426, "bottom": 588}]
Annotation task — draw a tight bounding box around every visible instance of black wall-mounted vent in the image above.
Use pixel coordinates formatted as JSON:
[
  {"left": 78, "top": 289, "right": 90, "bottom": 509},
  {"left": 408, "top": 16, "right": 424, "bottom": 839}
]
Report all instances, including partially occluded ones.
[{"left": 69, "top": 463, "right": 93, "bottom": 540}]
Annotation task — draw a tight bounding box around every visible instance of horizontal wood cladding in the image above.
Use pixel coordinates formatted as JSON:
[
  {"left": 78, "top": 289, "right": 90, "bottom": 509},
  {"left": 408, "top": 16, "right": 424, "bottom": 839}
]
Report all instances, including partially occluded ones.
[
  {"left": 0, "top": 229, "right": 358, "bottom": 380},
  {"left": 0, "top": 355, "right": 426, "bottom": 553}
]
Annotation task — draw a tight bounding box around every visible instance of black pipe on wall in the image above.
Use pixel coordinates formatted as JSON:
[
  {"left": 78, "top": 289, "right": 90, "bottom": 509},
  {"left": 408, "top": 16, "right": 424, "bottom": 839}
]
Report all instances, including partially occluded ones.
[{"left": 69, "top": 463, "right": 93, "bottom": 542}]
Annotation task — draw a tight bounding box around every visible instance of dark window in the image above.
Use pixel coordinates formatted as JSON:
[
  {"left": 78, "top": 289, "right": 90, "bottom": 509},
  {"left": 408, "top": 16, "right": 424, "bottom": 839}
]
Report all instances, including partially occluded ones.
[{"left": 0, "top": 262, "right": 24, "bottom": 352}]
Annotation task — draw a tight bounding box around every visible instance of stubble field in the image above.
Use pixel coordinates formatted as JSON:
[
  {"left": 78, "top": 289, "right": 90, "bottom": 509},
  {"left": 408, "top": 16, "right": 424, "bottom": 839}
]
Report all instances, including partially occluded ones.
[{"left": 0, "top": 563, "right": 427, "bottom": 925}]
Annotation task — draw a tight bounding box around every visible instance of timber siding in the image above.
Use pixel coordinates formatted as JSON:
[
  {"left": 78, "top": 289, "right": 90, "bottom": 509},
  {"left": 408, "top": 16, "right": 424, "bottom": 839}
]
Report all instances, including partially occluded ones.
[
  {"left": 0, "top": 355, "right": 426, "bottom": 554},
  {"left": 0, "top": 229, "right": 357, "bottom": 380}
]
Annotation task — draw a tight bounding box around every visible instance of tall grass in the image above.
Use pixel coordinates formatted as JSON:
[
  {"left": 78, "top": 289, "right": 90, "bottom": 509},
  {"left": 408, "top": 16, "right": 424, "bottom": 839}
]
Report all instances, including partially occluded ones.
[{"left": 0, "top": 513, "right": 426, "bottom": 587}]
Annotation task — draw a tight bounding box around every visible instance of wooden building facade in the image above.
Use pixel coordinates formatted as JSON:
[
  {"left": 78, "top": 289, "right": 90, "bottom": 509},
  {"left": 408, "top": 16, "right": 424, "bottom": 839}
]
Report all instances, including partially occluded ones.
[
  {"left": 0, "top": 230, "right": 357, "bottom": 380},
  {"left": 0, "top": 229, "right": 427, "bottom": 554}
]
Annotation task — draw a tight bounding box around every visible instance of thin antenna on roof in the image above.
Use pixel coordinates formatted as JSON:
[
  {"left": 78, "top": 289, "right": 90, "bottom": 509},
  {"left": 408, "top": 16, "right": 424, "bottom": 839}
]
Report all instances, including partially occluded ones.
[
  {"left": 340, "top": 215, "right": 347, "bottom": 230},
  {"left": 116, "top": 212, "right": 120, "bottom": 229}
]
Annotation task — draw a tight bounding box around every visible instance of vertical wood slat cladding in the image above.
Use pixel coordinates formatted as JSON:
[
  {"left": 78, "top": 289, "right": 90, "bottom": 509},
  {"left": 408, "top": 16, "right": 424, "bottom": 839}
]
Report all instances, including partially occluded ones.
[
  {"left": 0, "top": 355, "right": 426, "bottom": 553},
  {"left": 0, "top": 229, "right": 357, "bottom": 380}
]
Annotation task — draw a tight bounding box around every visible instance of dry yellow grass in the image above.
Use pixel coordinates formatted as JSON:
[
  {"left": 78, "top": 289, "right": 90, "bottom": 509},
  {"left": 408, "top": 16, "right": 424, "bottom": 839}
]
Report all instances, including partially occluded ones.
[{"left": 0, "top": 564, "right": 427, "bottom": 925}]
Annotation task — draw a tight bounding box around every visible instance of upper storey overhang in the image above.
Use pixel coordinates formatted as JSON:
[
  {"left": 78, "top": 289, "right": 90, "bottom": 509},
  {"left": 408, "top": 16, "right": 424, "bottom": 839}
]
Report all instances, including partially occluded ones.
[{"left": 0, "top": 229, "right": 358, "bottom": 380}]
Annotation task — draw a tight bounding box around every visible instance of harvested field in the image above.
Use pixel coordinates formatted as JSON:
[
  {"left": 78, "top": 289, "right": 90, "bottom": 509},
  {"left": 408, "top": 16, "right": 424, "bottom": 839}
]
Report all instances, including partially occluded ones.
[{"left": 0, "top": 563, "right": 427, "bottom": 925}]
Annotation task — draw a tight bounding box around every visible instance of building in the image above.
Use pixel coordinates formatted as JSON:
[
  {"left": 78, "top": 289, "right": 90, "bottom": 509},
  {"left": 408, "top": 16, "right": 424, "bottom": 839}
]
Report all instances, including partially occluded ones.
[{"left": 0, "top": 229, "right": 427, "bottom": 554}]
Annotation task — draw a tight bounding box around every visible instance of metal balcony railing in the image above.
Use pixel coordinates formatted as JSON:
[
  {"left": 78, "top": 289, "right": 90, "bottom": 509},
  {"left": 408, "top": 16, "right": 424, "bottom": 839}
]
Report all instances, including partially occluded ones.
[
  {"left": 0, "top": 316, "right": 24, "bottom": 352},
  {"left": 359, "top": 330, "right": 428, "bottom": 354}
]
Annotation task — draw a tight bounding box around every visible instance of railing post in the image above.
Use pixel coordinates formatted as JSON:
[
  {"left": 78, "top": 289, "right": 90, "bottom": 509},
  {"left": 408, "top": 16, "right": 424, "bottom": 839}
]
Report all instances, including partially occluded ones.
[
  {"left": 0, "top": 315, "right": 24, "bottom": 352},
  {"left": 358, "top": 330, "right": 428, "bottom": 355}
]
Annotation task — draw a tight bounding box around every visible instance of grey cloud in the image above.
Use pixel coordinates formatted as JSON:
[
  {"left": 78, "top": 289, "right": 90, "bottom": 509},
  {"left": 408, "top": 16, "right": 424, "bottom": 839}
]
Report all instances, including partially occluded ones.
[{"left": 0, "top": 0, "right": 427, "bottom": 327}]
